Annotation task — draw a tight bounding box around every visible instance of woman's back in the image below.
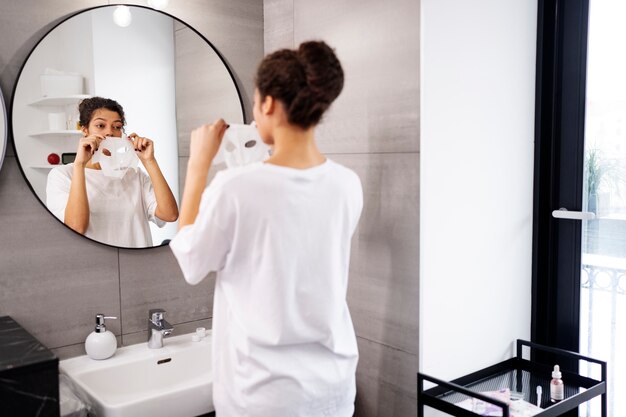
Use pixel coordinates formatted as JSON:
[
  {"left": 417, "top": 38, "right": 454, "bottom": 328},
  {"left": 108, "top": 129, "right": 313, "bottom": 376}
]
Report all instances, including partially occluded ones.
[
  {"left": 172, "top": 159, "right": 362, "bottom": 416},
  {"left": 207, "top": 159, "right": 362, "bottom": 416},
  {"left": 217, "top": 160, "right": 361, "bottom": 341}
]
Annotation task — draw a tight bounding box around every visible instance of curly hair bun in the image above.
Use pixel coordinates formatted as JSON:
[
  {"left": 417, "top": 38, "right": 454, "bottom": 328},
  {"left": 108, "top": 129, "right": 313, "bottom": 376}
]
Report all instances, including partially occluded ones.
[
  {"left": 297, "top": 41, "right": 344, "bottom": 105},
  {"left": 255, "top": 40, "right": 344, "bottom": 129}
]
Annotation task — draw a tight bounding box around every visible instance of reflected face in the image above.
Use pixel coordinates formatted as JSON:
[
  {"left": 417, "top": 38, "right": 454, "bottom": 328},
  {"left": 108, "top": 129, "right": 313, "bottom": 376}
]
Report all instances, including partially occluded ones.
[{"left": 83, "top": 109, "right": 124, "bottom": 138}]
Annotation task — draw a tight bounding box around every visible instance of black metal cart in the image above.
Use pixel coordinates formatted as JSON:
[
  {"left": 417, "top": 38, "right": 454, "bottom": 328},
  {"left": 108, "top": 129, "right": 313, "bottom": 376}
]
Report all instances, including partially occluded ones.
[{"left": 418, "top": 340, "right": 607, "bottom": 417}]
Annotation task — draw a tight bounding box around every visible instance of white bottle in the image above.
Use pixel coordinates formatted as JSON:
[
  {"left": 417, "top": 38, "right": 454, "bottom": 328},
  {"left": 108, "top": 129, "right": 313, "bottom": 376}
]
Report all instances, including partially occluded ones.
[
  {"left": 85, "top": 314, "right": 118, "bottom": 360},
  {"left": 550, "top": 364, "right": 564, "bottom": 402}
]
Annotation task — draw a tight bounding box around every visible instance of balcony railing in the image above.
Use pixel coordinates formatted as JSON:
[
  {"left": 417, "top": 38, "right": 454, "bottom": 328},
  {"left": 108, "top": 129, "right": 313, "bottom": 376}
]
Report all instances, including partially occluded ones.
[{"left": 580, "top": 253, "right": 626, "bottom": 417}]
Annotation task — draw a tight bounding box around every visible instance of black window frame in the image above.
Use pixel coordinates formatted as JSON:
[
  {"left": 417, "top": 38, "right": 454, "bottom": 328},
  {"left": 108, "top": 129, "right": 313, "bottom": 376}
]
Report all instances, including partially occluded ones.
[{"left": 532, "top": 0, "right": 590, "bottom": 355}]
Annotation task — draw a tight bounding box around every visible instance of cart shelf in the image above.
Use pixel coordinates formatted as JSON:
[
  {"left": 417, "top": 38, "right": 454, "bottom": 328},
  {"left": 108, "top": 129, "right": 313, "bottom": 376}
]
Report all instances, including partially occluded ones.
[{"left": 418, "top": 340, "right": 607, "bottom": 417}]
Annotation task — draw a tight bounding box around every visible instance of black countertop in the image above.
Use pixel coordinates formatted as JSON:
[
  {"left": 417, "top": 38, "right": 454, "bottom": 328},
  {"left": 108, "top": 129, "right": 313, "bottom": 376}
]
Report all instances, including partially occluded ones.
[
  {"left": 0, "top": 315, "right": 57, "bottom": 374},
  {"left": 0, "top": 315, "right": 60, "bottom": 416}
]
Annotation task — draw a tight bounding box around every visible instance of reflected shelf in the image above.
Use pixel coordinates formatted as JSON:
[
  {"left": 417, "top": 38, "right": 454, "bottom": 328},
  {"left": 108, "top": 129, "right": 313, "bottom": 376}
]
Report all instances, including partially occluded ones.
[
  {"left": 30, "top": 130, "right": 82, "bottom": 138},
  {"left": 30, "top": 165, "right": 59, "bottom": 170},
  {"left": 28, "top": 95, "right": 91, "bottom": 107}
]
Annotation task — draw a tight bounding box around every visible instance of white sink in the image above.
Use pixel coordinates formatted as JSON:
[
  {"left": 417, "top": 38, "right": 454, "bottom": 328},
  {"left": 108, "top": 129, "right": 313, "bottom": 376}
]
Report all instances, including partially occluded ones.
[{"left": 60, "top": 332, "right": 213, "bottom": 417}]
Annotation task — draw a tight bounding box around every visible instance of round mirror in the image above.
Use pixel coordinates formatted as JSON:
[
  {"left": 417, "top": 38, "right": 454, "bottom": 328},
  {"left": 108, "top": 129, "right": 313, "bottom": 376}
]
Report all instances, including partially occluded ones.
[
  {"left": 11, "top": 5, "right": 244, "bottom": 249},
  {"left": 0, "top": 88, "right": 6, "bottom": 172}
]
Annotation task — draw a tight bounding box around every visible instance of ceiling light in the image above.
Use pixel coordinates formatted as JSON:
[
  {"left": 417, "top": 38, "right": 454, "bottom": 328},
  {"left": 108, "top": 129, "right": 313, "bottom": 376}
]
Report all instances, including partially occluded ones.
[{"left": 112, "top": 5, "right": 132, "bottom": 28}]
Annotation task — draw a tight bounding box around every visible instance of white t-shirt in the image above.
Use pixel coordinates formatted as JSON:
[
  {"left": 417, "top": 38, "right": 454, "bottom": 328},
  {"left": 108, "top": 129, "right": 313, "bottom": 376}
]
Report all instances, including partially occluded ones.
[
  {"left": 170, "top": 159, "right": 363, "bottom": 417},
  {"left": 46, "top": 163, "right": 165, "bottom": 248}
]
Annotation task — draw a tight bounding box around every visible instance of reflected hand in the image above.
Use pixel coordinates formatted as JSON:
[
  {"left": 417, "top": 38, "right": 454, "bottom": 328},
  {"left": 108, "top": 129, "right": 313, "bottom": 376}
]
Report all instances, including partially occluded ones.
[
  {"left": 189, "top": 119, "right": 228, "bottom": 168},
  {"left": 75, "top": 134, "right": 104, "bottom": 167},
  {"left": 128, "top": 133, "right": 155, "bottom": 163}
]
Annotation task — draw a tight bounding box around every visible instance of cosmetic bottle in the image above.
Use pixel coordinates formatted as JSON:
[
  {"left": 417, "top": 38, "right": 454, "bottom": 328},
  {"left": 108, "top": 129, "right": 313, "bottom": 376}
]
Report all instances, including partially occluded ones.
[
  {"left": 550, "top": 364, "right": 564, "bottom": 402},
  {"left": 85, "top": 314, "right": 118, "bottom": 360}
]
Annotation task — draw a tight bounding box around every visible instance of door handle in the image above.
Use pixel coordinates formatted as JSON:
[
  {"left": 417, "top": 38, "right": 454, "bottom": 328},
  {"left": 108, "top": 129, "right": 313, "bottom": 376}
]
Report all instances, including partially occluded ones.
[{"left": 551, "top": 208, "right": 595, "bottom": 220}]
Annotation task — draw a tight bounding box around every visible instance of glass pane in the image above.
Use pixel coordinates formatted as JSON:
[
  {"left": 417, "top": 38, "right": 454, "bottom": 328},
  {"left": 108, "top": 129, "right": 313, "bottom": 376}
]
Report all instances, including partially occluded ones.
[{"left": 581, "top": 1, "right": 626, "bottom": 416}]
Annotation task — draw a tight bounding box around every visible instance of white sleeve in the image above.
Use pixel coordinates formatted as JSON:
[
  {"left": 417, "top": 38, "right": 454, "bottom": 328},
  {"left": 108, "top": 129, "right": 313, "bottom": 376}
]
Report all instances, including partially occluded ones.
[
  {"left": 46, "top": 167, "right": 71, "bottom": 222},
  {"left": 169, "top": 173, "right": 234, "bottom": 285},
  {"left": 350, "top": 172, "right": 364, "bottom": 236},
  {"left": 139, "top": 170, "right": 166, "bottom": 228}
]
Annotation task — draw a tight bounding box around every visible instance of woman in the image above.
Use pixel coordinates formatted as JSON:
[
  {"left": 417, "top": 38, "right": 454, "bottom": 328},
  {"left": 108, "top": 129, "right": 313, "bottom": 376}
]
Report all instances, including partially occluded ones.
[
  {"left": 170, "top": 41, "right": 363, "bottom": 416},
  {"left": 46, "top": 97, "right": 178, "bottom": 247}
]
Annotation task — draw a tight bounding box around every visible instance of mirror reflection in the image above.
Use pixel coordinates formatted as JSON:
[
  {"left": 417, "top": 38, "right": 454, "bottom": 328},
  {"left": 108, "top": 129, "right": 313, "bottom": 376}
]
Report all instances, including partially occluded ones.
[
  {"left": 45, "top": 97, "right": 179, "bottom": 247},
  {"left": 12, "top": 5, "right": 244, "bottom": 248}
]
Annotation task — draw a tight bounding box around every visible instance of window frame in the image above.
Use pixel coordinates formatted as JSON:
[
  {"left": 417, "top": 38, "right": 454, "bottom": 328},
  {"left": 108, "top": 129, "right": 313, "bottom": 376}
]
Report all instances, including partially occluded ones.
[{"left": 531, "top": 0, "right": 590, "bottom": 354}]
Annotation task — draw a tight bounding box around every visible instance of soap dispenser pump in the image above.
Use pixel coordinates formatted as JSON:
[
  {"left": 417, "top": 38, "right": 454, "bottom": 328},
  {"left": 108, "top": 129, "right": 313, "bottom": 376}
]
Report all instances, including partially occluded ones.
[{"left": 85, "top": 314, "right": 118, "bottom": 360}]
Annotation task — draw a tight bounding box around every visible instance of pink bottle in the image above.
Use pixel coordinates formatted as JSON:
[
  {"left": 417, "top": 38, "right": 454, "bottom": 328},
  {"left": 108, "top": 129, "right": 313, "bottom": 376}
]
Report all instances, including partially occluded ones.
[{"left": 550, "top": 365, "right": 564, "bottom": 402}]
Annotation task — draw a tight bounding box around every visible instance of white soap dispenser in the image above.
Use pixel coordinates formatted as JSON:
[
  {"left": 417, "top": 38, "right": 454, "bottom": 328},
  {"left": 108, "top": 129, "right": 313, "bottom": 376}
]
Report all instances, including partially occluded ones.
[{"left": 85, "top": 314, "right": 118, "bottom": 360}]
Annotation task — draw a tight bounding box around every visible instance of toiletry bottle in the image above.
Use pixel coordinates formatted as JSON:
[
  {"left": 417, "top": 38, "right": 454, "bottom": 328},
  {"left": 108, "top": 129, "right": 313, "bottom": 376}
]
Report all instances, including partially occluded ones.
[
  {"left": 550, "top": 364, "right": 564, "bottom": 402},
  {"left": 85, "top": 314, "right": 118, "bottom": 360}
]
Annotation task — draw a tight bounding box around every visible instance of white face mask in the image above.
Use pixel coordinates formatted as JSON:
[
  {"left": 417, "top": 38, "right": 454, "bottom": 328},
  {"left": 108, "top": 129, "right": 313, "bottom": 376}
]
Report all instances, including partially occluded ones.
[
  {"left": 91, "top": 134, "right": 139, "bottom": 179},
  {"left": 214, "top": 122, "right": 271, "bottom": 169}
]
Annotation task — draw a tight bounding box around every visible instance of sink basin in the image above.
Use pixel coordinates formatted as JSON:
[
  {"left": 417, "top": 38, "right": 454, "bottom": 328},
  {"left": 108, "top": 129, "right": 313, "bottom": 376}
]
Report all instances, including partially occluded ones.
[{"left": 60, "top": 332, "right": 213, "bottom": 417}]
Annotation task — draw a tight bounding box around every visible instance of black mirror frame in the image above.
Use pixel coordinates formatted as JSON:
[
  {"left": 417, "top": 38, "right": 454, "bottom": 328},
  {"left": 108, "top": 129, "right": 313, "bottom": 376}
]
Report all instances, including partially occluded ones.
[
  {"left": 9, "top": 3, "right": 245, "bottom": 250},
  {"left": 0, "top": 89, "right": 6, "bottom": 172}
]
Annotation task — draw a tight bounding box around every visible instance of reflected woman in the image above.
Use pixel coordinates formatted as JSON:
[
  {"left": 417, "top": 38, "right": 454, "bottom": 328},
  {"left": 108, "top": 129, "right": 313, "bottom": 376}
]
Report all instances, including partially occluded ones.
[{"left": 46, "top": 97, "right": 178, "bottom": 247}]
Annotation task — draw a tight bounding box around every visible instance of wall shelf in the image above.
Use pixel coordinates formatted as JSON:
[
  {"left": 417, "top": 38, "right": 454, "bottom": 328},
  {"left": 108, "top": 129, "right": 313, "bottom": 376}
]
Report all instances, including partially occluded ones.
[
  {"left": 30, "top": 165, "right": 58, "bottom": 170},
  {"left": 28, "top": 94, "right": 90, "bottom": 107},
  {"left": 30, "top": 130, "right": 82, "bottom": 138},
  {"left": 418, "top": 340, "right": 607, "bottom": 417}
]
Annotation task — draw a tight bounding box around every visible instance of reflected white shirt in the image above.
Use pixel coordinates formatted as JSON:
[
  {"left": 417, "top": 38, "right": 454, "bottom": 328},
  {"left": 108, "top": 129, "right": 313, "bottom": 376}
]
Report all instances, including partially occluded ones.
[
  {"left": 170, "top": 159, "right": 363, "bottom": 417},
  {"left": 46, "top": 163, "right": 165, "bottom": 248}
]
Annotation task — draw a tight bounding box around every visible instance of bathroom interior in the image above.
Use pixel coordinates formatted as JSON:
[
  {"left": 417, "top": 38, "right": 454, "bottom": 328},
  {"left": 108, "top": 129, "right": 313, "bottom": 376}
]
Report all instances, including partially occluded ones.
[{"left": 0, "top": 0, "right": 616, "bottom": 416}]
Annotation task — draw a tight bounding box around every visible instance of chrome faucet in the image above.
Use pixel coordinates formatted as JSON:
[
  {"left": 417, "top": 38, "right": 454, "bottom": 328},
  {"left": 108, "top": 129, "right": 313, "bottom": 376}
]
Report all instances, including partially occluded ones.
[{"left": 148, "top": 308, "right": 173, "bottom": 349}]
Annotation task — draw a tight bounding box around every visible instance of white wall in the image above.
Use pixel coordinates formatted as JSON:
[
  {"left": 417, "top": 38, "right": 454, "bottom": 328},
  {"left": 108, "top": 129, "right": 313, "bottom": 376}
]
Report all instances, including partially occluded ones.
[
  {"left": 420, "top": 0, "right": 537, "bottom": 390},
  {"left": 12, "top": 12, "right": 95, "bottom": 199},
  {"left": 92, "top": 7, "right": 179, "bottom": 245}
]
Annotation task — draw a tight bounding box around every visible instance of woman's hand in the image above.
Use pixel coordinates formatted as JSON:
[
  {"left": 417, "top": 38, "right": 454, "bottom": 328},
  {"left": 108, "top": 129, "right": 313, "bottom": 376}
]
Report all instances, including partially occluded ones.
[
  {"left": 128, "top": 133, "right": 155, "bottom": 163},
  {"left": 67, "top": 134, "right": 102, "bottom": 233},
  {"left": 177, "top": 119, "right": 227, "bottom": 229},
  {"left": 189, "top": 119, "right": 228, "bottom": 169},
  {"left": 75, "top": 134, "right": 104, "bottom": 167}
]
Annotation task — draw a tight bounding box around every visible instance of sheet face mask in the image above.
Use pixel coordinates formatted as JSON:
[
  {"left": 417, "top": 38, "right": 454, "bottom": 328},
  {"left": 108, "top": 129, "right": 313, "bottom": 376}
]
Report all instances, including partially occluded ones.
[
  {"left": 214, "top": 123, "right": 271, "bottom": 169},
  {"left": 91, "top": 135, "right": 139, "bottom": 179}
]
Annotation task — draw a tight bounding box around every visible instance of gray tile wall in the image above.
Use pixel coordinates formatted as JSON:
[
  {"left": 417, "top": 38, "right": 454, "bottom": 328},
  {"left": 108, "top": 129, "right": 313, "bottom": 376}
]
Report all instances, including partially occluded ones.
[
  {"left": 264, "top": 0, "right": 420, "bottom": 415},
  {"left": 0, "top": 0, "right": 263, "bottom": 357}
]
